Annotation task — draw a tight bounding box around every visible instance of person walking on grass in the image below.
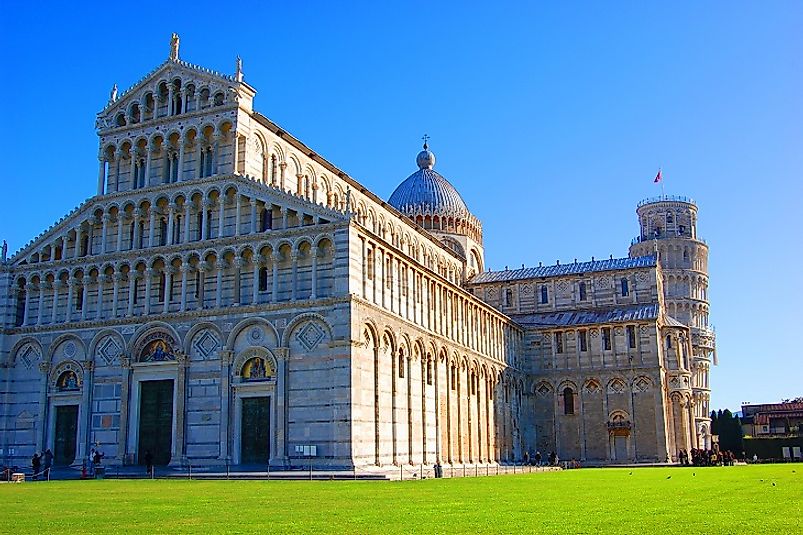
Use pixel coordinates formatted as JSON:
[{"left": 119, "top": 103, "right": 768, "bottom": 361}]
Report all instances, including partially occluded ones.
[{"left": 144, "top": 450, "right": 154, "bottom": 477}]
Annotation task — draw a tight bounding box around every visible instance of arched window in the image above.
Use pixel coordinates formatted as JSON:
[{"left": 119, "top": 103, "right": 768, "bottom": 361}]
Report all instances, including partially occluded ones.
[
  {"left": 621, "top": 278, "right": 629, "bottom": 297},
  {"left": 15, "top": 284, "right": 25, "bottom": 326},
  {"left": 158, "top": 272, "right": 166, "bottom": 302},
  {"left": 665, "top": 334, "right": 672, "bottom": 350},
  {"left": 505, "top": 289, "right": 513, "bottom": 307},
  {"left": 76, "top": 286, "right": 84, "bottom": 310},
  {"left": 579, "top": 281, "right": 587, "bottom": 301},
  {"left": 258, "top": 267, "right": 268, "bottom": 291},
  {"left": 426, "top": 360, "right": 433, "bottom": 385},
  {"left": 398, "top": 352, "right": 405, "bottom": 378},
  {"left": 563, "top": 387, "right": 575, "bottom": 415},
  {"left": 540, "top": 285, "right": 548, "bottom": 304}
]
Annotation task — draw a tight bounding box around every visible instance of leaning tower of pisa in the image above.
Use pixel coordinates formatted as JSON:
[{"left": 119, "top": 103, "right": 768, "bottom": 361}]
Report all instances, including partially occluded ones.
[{"left": 629, "top": 195, "right": 716, "bottom": 449}]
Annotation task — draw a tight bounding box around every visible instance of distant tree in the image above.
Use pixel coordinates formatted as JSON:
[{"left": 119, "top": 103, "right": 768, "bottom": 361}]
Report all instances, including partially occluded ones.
[{"left": 711, "top": 410, "right": 719, "bottom": 436}]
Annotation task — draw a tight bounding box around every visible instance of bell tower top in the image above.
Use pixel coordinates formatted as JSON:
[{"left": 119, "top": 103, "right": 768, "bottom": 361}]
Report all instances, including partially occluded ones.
[{"left": 169, "top": 33, "right": 180, "bottom": 61}]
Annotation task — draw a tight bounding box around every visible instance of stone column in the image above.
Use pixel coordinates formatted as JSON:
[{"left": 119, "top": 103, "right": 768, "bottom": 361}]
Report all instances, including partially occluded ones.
[
  {"left": 36, "top": 362, "right": 50, "bottom": 454},
  {"left": 310, "top": 245, "right": 318, "bottom": 299},
  {"left": 167, "top": 204, "right": 176, "bottom": 246},
  {"left": 80, "top": 280, "right": 89, "bottom": 321},
  {"left": 271, "top": 253, "right": 279, "bottom": 303},
  {"left": 129, "top": 153, "right": 137, "bottom": 188},
  {"left": 112, "top": 272, "right": 121, "bottom": 318},
  {"left": 281, "top": 207, "right": 288, "bottom": 229},
  {"left": 177, "top": 138, "right": 186, "bottom": 182},
  {"left": 183, "top": 202, "right": 192, "bottom": 243},
  {"left": 173, "top": 354, "right": 188, "bottom": 465},
  {"left": 133, "top": 209, "right": 142, "bottom": 249},
  {"left": 126, "top": 272, "right": 137, "bottom": 316},
  {"left": 36, "top": 283, "right": 46, "bottom": 325},
  {"left": 252, "top": 255, "right": 262, "bottom": 304},
  {"left": 51, "top": 281, "right": 61, "bottom": 324},
  {"left": 22, "top": 283, "right": 33, "bottom": 326},
  {"left": 66, "top": 279, "right": 76, "bottom": 322},
  {"left": 179, "top": 263, "right": 189, "bottom": 312},
  {"left": 212, "top": 133, "right": 221, "bottom": 175},
  {"left": 232, "top": 258, "right": 242, "bottom": 306},
  {"left": 201, "top": 201, "right": 210, "bottom": 240},
  {"left": 250, "top": 199, "right": 257, "bottom": 234},
  {"left": 218, "top": 350, "right": 233, "bottom": 461},
  {"left": 61, "top": 235, "right": 68, "bottom": 260},
  {"left": 234, "top": 194, "right": 241, "bottom": 236},
  {"left": 275, "top": 347, "right": 290, "bottom": 462},
  {"left": 217, "top": 197, "right": 226, "bottom": 238},
  {"left": 101, "top": 214, "right": 110, "bottom": 253},
  {"left": 117, "top": 357, "right": 132, "bottom": 463},
  {"left": 97, "top": 156, "right": 106, "bottom": 195},
  {"left": 290, "top": 253, "right": 298, "bottom": 301},
  {"left": 144, "top": 269, "right": 154, "bottom": 315},
  {"left": 215, "top": 261, "right": 225, "bottom": 308},
  {"left": 144, "top": 143, "right": 152, "bottom": 186},
  {"left": 78, "top": 360, "right": 94, "bottom": 460},
  {"left": 147, "top": 208, "right": 157, "bottom": 248},
  {"left": 163, "top": 267, "right": 173, "bottom": 314},
  {"left": 116, "top": 213, "right": 125, "bottom": 252},
  {"left": 95, "top": 276, "right": 106, "bottom": 320}
]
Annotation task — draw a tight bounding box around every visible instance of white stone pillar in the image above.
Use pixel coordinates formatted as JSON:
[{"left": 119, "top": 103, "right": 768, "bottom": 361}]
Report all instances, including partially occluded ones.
[
  {"left": 22, "top": 283, "right": 33, "bottom": 325},
  {"left": 51, "top": 281, "right": 61, "bottom": 324},
  {"left": 183, "top": 202, "right": 192, "bottom": 243},
  {"left": 281, "top": 207, "right": 288, "bottom": 229},
  {"left": 201, "top": 202, "right": 210, "bottom": 240},
  {"left": 310, "top": 245, "right": 318, "bottom": 299},
  {"left": 112, "top": 272, "right": 121, "bottom": 318},
  {"left": 144, "top": 269, "right": 153, "bottom": 315},
  {"left": 129, "top": 153, "right": 138, "bottom": 188},
  {"left": 95, "top": 276, "right": 105, "bottom": 320},
  {"left": 290, "top": 253, "right": 298, "bottom": 301},
  {"left": 147, "top": 208, "right": 156, "bottom": 247},
  {"left": 167, "top": 203, "right": 176, "bottom": 246},
  {"left": 250, "top": 199, "right": 257, "bottom": 234},
  {"left": 218, "top": 350, "right": 233, "bottom": 462},
  {"left": 144, "top": 144, "right": 152, "bottom": 186},
  {"left": 132, "top": 210, "right": 142, "bottom": 249},
  {"left": 80, "top": 280, "right": 89, "bottom": 321},
  {"left": 36, "top": 283, "right": 45, "bottom": 325},
  {"left": 215, "top": 261, "right": 224, "bottom": 308},
  {"left": 97, "top": 156, "right": 106, "bottom": 195},
  {"left": 252, "top": 256, "right": 261, "bottom": 304},
  {"left": 116, "top": 214, "right": 124, "bottom": 252},
  {"left": 177, "top": 137, "right": 186, "bottom": 182},
  {"left": 61, "top": 235, "right": 68, "bottom": 260},
  {"left": 180, "top": 263, "right": 189, "bottom": 312},
  {"left": 163, "top": 268, "right": 173, "bottom": 314},
  {"left": 66, "top": 279, "right": 76, "bottom": 322},
  {"left": 232, "top": 258, "right": 242, "bottom": 305},
  {"left": 271, "top": 252, "right": 279, "bottom": 303},
  {"left": 101, "top": 214, "right": 110, "bottom": 254},
  {"left": 217, "top": 197, "right": 225, "bottom": 238},
  {"left": 127, "top": 272, "right": 137, "bottom": 316},
  {"left": 234, "top": 195, "right": 241, "bottom": 236}
]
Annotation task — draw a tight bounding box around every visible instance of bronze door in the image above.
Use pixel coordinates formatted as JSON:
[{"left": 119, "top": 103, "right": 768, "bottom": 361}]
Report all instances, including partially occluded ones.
[
  {"left": 54, "top": 405, "right": 78, "bottom": 465},
  {"left": 138, "top": 380, "right": 174, "bottom": 466},
  {"left": 241, "top": 397, "right": 270, "bottom": 464}
]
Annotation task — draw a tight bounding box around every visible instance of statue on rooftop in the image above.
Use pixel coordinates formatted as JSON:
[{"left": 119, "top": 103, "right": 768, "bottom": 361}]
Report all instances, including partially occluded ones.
[{"left": 170, "top": 33, "right": 180, "bottom": 61}]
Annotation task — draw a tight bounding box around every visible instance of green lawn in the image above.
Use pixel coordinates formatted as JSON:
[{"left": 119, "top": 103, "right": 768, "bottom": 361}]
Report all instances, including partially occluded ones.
[{"left": 0, "top": 465, "right": 800, "bottom": 534}]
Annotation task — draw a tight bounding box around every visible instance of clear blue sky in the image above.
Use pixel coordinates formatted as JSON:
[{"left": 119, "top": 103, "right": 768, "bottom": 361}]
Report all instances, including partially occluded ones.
[{"left": 1, "top": 2, "right": 800, "bottom": 412}]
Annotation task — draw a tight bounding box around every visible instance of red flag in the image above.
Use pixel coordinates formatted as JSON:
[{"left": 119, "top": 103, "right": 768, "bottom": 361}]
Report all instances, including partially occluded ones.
[{"left": 654, "top": 169, "right": 662, "bottom": 183}]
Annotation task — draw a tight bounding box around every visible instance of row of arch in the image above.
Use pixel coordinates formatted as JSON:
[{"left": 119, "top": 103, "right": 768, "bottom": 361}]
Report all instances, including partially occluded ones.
[
  {"left": 19, "top": 182, "right": 333, "bottom": 267},
  {"left": 12, "top": 238, "right": 335, "bottom": 327},
  {"left": 108, "top": 77, "right": 230, "bottom": 129},
  {"left": 361, "top": 321, "right": 523, "bottom": 465}
]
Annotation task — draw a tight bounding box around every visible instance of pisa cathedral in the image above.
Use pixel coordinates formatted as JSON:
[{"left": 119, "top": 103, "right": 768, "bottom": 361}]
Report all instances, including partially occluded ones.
[{"left": 0, "top": 37, "right": 716, "bottom": 471}]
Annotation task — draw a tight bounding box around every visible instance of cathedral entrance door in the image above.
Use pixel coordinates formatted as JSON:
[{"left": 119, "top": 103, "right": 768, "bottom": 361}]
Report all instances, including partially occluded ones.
[
  {"left": 241, "top": 397, "right": 270, "bottom": 464},
  {"left": 614, "top": 435, "right": 628, "bottom": 461},
  {"left": 138, "top": 380, "right": 174, "bottom": 466},
  {"left": 54, "top": 405, "right": 78, "bottom": 465}
]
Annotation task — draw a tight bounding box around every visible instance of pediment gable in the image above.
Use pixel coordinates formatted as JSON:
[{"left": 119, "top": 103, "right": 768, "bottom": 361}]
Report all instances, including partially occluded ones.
[{"left": 96, "top": 59, "right": 253, "bottom": 132}]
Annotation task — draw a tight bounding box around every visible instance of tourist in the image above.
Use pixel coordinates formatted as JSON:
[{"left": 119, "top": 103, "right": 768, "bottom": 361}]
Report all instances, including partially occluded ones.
[
  {"left": 31, "top": 453, "right": 41, "bottom": 481},
  {"left": 88, "top": 448, "right": 96, "bottom": 476},
  {"left": 93, "top": 449, "right": 104, "bottom": 467},
  {"left": 42, "top": 449, "right": 53, "bottom": 477},
  {"left": 534, "top": 451, "right": 542, "bottom": 466},
  {"left": 144, "top": 450, "right": 154, "bottom": 477}
]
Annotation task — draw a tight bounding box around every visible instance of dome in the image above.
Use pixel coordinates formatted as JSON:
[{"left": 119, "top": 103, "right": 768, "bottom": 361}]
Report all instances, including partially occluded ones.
[{"left": 388, "top": 144, "right": 471, "bottom": 218}]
